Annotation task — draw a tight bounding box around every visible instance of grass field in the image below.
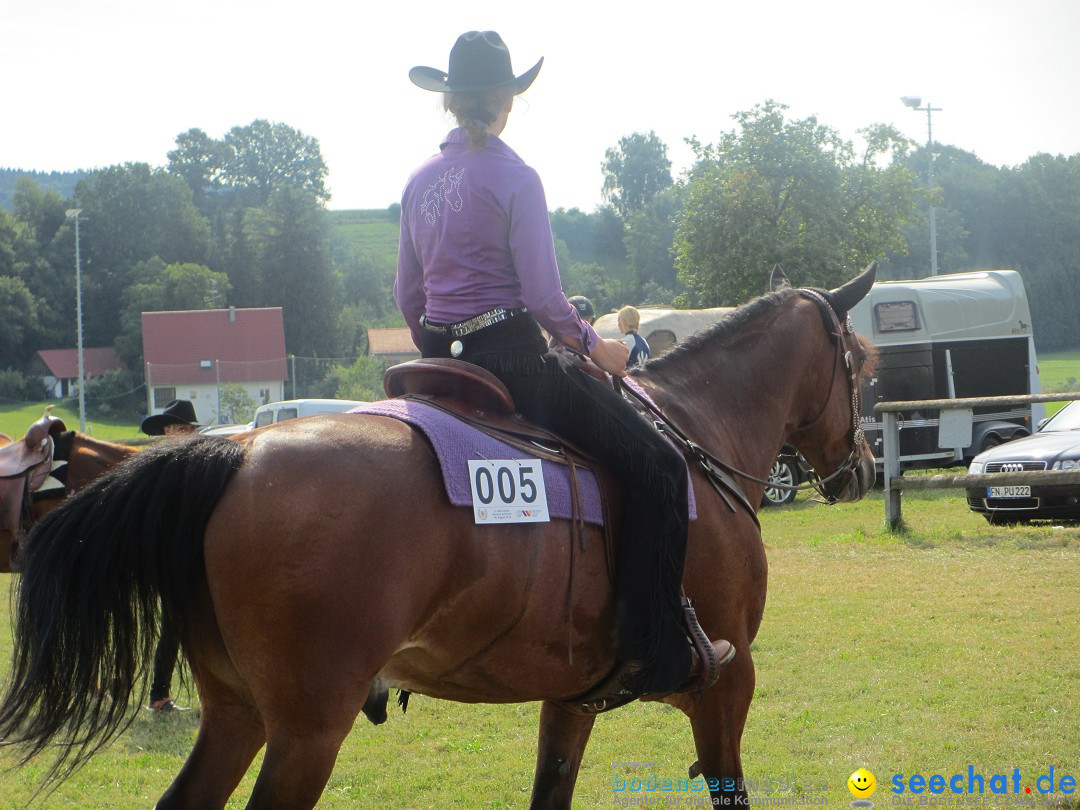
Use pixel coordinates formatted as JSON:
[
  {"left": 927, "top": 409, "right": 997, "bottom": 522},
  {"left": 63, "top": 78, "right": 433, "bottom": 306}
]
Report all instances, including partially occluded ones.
[
  {"left": 1, "top": 488, "right": 1076, "bottom": 808},
  {"left": 0, "top": 401, "right": 145, "bottom": 444},
  {"left": 1040, "top": 350, "right": 1080, "bottom": 417}
]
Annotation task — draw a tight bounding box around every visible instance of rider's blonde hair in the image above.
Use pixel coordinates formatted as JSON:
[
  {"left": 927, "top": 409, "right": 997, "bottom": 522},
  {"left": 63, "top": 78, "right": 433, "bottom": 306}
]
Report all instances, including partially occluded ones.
[{"left": 444, "top": 88, "right": 514, "bottom": 149}]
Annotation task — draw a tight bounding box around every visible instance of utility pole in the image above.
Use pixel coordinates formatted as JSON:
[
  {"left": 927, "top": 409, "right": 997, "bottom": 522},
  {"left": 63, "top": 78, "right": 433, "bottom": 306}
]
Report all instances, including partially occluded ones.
[{"left": 901, "top": 97, "right": 943, "bottom": 275}]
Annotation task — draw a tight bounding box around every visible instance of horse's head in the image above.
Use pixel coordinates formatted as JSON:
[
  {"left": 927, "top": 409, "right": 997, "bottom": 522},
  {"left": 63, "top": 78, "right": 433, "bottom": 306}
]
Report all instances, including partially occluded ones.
[{"left": 780, "top": 263, "right": 878, "bottom": 504}]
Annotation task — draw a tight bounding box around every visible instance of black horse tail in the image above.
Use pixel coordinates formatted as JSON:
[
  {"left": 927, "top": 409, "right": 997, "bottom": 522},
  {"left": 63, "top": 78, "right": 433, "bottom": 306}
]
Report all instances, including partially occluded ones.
[{"left": 0, "top": 435, "right": 245, "bottom": 782}]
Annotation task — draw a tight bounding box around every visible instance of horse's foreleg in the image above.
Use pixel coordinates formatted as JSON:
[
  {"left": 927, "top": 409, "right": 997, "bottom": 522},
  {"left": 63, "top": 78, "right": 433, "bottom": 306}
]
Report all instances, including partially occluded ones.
[
  {"left": 679, "top": 645, "right": 756, "bottom": 808},
  {"left": 529, "top": 700, "right": 597, "bottom": 810}
]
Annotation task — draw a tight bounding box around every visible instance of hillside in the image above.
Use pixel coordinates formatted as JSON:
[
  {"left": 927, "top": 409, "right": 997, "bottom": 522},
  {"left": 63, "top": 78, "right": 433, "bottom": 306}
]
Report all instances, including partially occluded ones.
[
  {"left": 0, "top": 168, "right": 87, "bottom": 208},
  {"left": 328, "top": 207, "right": 400, "bottom": 266}
]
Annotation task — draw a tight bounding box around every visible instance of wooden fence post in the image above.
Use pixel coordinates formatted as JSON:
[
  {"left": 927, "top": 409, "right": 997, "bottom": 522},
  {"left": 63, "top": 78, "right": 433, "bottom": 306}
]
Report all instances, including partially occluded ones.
[{"left": 882, "top": 410, "right": 903, "bottom": 529}]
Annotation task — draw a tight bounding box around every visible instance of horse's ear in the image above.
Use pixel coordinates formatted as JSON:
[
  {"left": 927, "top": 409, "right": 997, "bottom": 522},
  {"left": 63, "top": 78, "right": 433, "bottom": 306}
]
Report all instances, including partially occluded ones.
[
  {"left": 769, "top": 265, "right": 791, "bottom": 292},
  {"left": 828, "top": 261, "right": 877, "bottom": 315}
]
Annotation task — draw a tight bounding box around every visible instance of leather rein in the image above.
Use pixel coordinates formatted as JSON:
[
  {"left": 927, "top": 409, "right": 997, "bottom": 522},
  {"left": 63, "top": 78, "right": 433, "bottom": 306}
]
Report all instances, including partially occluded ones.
[{"left": 615, "top": 288, "right": 867, "bottom": 521}]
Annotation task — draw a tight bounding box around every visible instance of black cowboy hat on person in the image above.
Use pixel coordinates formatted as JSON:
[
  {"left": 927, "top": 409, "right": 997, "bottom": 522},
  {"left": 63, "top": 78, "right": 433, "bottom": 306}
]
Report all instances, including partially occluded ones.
[
  {"left": 140, "top": 399, "right": 201, "bottom": 436},
  {"left": 409, "top": 31, "right": 543, "bottom": 95}
]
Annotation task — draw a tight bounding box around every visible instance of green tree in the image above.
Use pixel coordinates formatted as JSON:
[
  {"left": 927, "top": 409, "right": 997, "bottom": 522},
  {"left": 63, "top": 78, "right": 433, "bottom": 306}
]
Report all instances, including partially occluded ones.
[
  {"left": 602, "top": 131, "right": 673, "bottom": 220},
  {"left": 218, "top": 383, "right": 257, "bottom": 424},
  {"left": 0, "top": 208, "right": 17, "bottom": 277},
  {"left": 675, "top": 100, "right": 919, "bottom": 305},
  {"left": 242, "top": 187, "right": 341, "bottom": 358},
  {"left": 624, "top": 185, "right": 687, "bottom": 303},
  {"left": 12, "top": 177, "right": 69, "bottom": 253},
  {"left": 1004, "top": 154, "right": 1080, "bottom": 351},
  {"left": 222, "top": 120, "right": 329, "bottom": 206},
  {"left": 0, "top": 275, "right": 40, "bottom": 364},
  {"left": 73, "top": 163, "right": 210, "bottom": 345},
  {"left": 169, "top": 120, "right": 329, "bottom": 211},
  {"left": 84, "top": 369, "right": 144, "bottom": 421},
  {"left": 115, "top": 258, "right": 233, "bottom": 366},
  {"left": 8, "top": 177, "right": 76, "bottom": 349},
  {"left": 0, "top": 367, "right": 46, "bottom": 403},
  {"left": 167, "top": 128, "right": 229, "bottom": 215},
  {"left": 329, "top": 355, "right": 387, "bottom": 402}
]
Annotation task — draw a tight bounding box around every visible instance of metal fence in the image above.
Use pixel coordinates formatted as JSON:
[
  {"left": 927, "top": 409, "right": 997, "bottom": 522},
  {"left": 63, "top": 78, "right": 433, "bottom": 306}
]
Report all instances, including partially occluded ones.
[{"left": 876, "top": 392, "right": 1080, "bottom": 528}]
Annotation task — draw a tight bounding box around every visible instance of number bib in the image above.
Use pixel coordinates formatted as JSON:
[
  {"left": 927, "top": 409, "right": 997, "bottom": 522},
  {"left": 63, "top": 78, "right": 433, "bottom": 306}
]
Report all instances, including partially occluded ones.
[{"left": 467, "top": 459, "right": 550, "bottom": 524}]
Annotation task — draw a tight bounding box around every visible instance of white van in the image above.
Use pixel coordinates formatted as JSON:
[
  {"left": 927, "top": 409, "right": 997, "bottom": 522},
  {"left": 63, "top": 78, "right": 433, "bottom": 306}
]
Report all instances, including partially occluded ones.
[{"left": 251, "top": 398, "right": 368, "bottom": 429}]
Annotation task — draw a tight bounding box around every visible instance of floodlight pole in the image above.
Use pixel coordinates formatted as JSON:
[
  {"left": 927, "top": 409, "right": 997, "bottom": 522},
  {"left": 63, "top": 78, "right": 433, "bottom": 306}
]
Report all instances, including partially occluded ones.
[
  {"left": 901, "top": 97, "right": 942, "bottom": 275},
  {"left": 65, "top": 208, "right": 87, "bottom": 432}
]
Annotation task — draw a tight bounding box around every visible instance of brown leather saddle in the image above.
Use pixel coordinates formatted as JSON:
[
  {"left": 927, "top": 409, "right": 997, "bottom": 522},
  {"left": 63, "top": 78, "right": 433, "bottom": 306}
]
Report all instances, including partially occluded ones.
[
  {"left": 0, "top": 411, "right": 67, "bottom": 573},
  {"left": 0, "top": 412, "right": 66, "bottom": 486},
  {"left": 384, "top": 357, "right": 609, "bottom": 470}
]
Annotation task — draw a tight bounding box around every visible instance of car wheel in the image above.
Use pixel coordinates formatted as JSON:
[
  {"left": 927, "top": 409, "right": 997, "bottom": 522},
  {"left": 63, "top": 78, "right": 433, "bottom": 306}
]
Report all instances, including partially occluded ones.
[
  {"left": 762, "top": 459, "right": 798, "bottom": 507},
  {"left": 980, "top": 435, "right": 1002, "bottom": 451}
]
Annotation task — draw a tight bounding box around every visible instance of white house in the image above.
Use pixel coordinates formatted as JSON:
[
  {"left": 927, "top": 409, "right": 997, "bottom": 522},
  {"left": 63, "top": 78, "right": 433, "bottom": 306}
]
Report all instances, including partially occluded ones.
[
  {"left": 30, "top": 347, "right": 126, "bottom": 398},
  {"left": 142, "top": 307, "right": 288, "bottom": 426}
]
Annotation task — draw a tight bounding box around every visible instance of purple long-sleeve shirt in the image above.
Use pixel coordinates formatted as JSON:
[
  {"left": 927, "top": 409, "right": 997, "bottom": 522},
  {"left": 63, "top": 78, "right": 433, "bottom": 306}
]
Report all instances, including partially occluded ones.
[{"left": 395, "top": 128, "right": 599, "bottom": 354}]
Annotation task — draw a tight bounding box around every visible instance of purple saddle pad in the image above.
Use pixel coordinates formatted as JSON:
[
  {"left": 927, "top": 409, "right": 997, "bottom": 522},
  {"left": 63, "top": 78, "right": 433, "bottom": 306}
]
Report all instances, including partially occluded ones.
[
  {"left": 348, "top": 399, "right": 697, "bottom": 526},
  {"left": 349, "top": 399, "right": 604, "bottom": 525}
]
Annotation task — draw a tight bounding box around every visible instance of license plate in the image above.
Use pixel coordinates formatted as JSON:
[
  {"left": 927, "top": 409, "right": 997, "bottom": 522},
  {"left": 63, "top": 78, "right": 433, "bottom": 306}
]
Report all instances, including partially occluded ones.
[{"left": 987, "top": 485, "right": 1031, "bottom": 498}]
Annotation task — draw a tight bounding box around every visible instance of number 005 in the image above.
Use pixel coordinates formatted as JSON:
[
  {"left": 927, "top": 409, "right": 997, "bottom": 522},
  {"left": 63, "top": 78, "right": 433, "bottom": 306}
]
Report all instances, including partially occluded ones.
[{"left": 473, "top": 464, "right": 538, "bottom": 505}]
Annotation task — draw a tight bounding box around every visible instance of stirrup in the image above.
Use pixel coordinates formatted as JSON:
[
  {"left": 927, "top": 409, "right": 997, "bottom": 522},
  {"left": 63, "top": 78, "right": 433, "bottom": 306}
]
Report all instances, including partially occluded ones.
[
  {"left": 677, "top": 596, "right": 733, "bottom": 693},
  {"left": 560, "top": 660, "right": 646, "bottom": 715}
]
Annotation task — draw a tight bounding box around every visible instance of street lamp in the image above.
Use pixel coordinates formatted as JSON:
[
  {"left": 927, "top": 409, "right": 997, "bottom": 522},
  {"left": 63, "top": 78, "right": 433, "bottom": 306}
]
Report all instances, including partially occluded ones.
[
  {"left": 65, "top": 208, "right": 87, "bottom": 432},
  {"left": 901, "top": 96, "right": 942, "bottom": 275}
]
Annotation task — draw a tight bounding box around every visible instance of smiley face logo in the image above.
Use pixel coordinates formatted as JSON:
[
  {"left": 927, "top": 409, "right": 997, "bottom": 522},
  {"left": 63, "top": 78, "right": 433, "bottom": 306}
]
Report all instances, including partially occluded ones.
[{"left": 848, "top": 768, "right": 877, "bottom": 798}]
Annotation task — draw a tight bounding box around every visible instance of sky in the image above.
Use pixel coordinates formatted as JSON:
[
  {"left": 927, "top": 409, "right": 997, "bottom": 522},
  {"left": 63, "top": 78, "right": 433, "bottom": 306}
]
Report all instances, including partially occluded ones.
[{"left": 5, "top": 0, "right": 1080, "bottom": 213}]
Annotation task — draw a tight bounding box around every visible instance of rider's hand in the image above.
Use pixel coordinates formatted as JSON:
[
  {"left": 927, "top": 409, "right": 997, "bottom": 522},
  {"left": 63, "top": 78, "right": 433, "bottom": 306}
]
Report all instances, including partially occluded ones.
[{"left": 589, "top": 338, "right": 630, "bottom": 377}]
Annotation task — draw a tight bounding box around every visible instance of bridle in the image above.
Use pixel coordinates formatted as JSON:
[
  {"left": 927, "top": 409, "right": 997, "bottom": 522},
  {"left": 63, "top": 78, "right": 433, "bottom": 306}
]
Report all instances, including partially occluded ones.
[
  {"left": 787, "top": 289, "right": 867, "bottom": 503},
  {"left": 616, "top": 287, "right": 869, "bottom": 518}
]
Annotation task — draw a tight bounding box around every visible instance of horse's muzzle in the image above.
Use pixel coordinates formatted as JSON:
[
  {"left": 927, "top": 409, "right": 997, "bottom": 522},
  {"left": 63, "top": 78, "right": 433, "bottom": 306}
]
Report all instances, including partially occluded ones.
[{"left": 822, "top": 446, "right": 876, "bottom": 504}]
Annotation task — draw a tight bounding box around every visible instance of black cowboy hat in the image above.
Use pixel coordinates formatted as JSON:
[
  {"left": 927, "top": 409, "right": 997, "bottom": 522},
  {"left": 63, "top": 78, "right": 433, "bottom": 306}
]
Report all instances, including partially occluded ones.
[
  {"left": 140, "top": 399, "right": 201, "bottom": 436},
  {"left": 410, "top": 31, "right": 543, "bottom": 94}
]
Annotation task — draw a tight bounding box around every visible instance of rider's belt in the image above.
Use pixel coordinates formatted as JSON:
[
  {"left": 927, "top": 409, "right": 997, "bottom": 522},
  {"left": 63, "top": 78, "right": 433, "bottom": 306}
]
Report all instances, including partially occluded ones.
[{"left": 421, "top": 307, "right": 528, "bottom": 338}]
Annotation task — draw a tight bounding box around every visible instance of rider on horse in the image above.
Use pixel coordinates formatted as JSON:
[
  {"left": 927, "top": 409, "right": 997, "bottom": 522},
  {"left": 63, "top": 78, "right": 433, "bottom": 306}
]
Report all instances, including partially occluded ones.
[{"left": 396, "top": 31, "right": 734, "bottom": 711}]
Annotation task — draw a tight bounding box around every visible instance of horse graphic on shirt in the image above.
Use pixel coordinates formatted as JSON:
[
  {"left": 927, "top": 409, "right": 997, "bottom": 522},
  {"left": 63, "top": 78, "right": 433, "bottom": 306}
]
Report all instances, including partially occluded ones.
[{"left": 421, "top": 167, "right": 465, "bottom": 225}]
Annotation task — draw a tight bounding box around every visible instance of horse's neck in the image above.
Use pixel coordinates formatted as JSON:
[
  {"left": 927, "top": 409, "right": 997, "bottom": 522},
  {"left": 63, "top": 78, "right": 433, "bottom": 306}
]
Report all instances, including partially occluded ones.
[
  {"left": 639, "top": 310, "right": 819, "bottom": 473},
  {"left": 67, "top": 435, "right": 137, "bottom": 492}
]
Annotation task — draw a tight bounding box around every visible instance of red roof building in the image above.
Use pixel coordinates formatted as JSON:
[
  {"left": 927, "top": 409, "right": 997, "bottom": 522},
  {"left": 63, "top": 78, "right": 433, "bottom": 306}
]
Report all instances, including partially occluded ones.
[
  {"left": 30, "top": 347, "right": 126, "bottom": 399},
  {"left": 141, "top": 307, "right": 288, "bottom": 424},
  {"left": 367, "top": 327, "right": 420, "bottom": 366}
]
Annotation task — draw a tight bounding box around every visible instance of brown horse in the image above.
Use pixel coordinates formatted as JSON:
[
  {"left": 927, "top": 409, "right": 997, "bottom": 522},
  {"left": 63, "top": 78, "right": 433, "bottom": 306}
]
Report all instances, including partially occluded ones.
[{"left": 0, "top": 266, "right": 877, "bottom": 809}]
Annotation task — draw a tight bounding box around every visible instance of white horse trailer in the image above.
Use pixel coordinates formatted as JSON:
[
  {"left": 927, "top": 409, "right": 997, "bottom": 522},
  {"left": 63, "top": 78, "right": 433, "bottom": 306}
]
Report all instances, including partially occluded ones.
[
  {"left": 848, "top": 270, "right": 1043, "bottom": 470},
  {"left": 596, "top": 269, "right": 1042, "bottom": 475}
]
